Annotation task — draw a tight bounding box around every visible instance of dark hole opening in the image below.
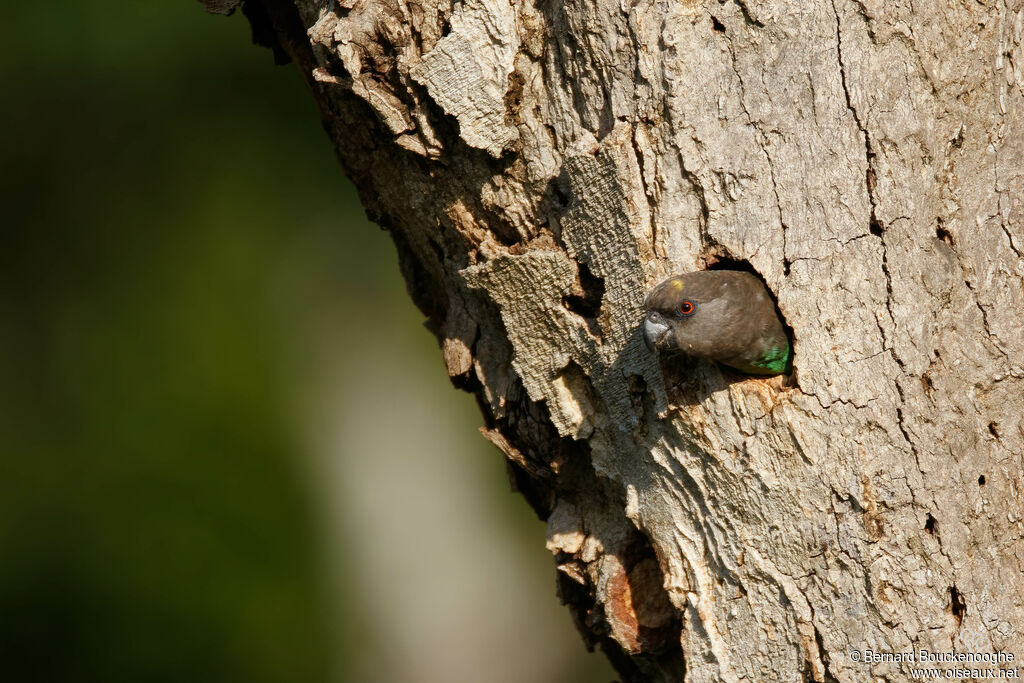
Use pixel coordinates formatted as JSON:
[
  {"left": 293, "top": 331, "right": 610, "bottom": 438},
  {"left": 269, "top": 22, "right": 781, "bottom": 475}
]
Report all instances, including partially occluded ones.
[
  {"left": 978, "top": 474, "right": 986, "bottom": 486},
  {"left": 948, "top": 586, "right": 966, "bottom": 625},
  {"left": 924, "top": 514, "right": 936, "bottom": 535},
  {"left": 711, "top": 15, "right": 726, "bottom": 32},
  {"left": 563, "top": 261, "right": 605, "bottom": 339}
]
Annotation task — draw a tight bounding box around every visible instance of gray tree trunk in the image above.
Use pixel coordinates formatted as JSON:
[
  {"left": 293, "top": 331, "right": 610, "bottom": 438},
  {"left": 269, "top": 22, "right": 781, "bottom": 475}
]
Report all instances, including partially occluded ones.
[{"left": 207, "top": 0, "right": 1024, "bottom": 680}]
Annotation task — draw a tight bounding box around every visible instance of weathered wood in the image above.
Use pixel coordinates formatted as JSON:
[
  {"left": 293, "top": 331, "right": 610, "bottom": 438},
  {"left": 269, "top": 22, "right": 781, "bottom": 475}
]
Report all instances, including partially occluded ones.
[{"left": 212, "top": 0, "right": 1024, "bottom": 679}]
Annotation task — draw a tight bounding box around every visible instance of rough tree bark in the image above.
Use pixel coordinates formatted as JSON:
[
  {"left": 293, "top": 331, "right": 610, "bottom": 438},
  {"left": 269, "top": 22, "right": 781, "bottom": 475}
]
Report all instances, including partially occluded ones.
[{"left": 206, "top": 0, "right": 1024, "bottom": 680}]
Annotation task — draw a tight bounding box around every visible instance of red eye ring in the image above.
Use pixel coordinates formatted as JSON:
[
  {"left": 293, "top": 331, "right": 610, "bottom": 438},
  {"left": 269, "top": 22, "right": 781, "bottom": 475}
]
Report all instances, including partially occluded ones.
[{"left": 680, "top": 300, "right": 695, "bottom": 316}]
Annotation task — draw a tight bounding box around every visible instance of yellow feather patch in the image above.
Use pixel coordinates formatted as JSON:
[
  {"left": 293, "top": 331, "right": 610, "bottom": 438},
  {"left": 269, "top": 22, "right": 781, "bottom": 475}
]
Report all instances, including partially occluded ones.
[{"left": 670, "top": 279, "right": 684, "bottom": 292}]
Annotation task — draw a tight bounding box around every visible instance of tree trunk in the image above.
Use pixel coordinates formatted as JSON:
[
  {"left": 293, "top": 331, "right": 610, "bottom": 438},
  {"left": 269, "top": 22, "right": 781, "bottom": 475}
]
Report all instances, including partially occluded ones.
[{"left": 207, "top": 0, "right": 1024, "bottom": 680}]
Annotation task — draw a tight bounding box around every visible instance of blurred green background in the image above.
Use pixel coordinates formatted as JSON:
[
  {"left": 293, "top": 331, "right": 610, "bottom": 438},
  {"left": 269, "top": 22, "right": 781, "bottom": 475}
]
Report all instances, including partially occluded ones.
[{"left": 0, "top": 3, "right": 613, "bottom": 682}]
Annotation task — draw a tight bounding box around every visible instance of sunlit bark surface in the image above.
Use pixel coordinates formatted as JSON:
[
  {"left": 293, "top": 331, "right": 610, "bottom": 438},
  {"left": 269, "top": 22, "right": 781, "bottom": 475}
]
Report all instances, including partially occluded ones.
[{"left": 207, "top": 0, "right": 1024, "bottom": 679}]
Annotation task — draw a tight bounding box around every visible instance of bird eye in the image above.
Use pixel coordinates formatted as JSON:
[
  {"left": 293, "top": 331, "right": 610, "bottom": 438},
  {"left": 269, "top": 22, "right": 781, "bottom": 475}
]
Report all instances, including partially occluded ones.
[{"left": 680, "top": 300, "right": 695, "bottom": 316}]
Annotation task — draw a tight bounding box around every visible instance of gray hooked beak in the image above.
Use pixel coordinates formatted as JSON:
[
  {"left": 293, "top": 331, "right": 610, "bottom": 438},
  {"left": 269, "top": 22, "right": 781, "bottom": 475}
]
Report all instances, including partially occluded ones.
[{"left": 643, "top": 311, "right": 670, "bottom": 351}]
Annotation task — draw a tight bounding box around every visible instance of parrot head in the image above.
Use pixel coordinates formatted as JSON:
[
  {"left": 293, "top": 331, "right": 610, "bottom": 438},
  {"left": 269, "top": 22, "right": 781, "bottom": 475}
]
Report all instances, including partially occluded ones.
[
  {"left": 642, "top": 273, "right": 722, "bottom": 356},
  {"left": 641, "top": 270, "right": 791, "bottom": 375}
]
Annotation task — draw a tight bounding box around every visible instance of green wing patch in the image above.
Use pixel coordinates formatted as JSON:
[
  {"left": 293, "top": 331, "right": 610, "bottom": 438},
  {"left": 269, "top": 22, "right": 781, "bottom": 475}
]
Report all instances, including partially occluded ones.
[{"left": 753, "top": 345, "right": 791, "bottom": 374}]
